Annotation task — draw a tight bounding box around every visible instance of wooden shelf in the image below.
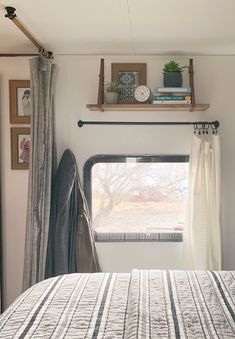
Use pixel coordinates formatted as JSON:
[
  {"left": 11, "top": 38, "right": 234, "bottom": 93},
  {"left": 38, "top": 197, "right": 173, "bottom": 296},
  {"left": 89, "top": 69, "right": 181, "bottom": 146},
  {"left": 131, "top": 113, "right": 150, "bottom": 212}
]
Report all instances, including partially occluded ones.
[{"left": 86, "top": 104, "right": 210, "bottom": 112}]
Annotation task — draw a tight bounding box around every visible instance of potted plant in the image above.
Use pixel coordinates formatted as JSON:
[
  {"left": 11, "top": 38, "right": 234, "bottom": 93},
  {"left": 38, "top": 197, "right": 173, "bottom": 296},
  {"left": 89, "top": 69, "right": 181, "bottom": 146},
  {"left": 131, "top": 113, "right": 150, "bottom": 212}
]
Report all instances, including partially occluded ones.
[
  {"left": 104, "top": 82, "right": 122, "bottom": 104},
  {"left": 163, "top": 60, "right": 185, "bottom": 87}
]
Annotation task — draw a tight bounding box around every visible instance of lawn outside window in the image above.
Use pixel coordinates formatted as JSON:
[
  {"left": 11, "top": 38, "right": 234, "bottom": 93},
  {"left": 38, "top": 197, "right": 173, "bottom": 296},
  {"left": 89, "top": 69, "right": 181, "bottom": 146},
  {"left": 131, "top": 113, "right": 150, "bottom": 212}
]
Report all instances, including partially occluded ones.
[{"left": 84, "top": 155, "right": 189, "bottom": 242}]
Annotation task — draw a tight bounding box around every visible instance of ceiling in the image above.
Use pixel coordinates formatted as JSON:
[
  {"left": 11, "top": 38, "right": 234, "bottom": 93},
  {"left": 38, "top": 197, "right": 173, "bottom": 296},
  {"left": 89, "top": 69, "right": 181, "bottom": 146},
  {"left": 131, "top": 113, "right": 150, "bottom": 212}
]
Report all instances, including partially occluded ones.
[{"left": 0, "top": 0, "right": 235, "bottom": 55}]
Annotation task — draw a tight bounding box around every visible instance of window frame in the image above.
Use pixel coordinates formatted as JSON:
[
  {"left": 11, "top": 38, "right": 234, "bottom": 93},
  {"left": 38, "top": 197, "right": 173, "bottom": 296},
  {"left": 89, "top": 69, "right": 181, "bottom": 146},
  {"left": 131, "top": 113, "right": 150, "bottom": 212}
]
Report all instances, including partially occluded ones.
[{"left": 84, "top": 154, "right": 189, "bottom": 242}]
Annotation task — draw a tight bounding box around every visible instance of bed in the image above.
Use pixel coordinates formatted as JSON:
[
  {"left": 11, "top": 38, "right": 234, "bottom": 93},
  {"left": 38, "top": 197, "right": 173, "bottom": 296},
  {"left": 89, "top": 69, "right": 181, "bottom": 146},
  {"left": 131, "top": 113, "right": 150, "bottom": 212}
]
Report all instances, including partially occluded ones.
[{"left": 0, "top": 270, "right": 235, "bottom": 338}]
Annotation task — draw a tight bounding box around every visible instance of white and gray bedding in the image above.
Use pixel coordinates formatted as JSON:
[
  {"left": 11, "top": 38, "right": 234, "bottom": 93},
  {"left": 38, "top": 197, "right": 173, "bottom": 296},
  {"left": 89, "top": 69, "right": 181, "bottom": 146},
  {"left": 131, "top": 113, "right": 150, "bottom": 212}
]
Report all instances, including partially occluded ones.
[{"left": 0, "top": 270, "right": 235, "bottom": 338}]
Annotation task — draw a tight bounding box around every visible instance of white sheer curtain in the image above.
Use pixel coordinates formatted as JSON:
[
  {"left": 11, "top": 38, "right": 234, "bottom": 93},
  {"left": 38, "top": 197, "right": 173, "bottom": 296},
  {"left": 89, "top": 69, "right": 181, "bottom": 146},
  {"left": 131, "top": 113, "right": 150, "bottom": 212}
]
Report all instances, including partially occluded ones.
[{"left": 184, "top": 134, "right": 221, "bottom": 270}]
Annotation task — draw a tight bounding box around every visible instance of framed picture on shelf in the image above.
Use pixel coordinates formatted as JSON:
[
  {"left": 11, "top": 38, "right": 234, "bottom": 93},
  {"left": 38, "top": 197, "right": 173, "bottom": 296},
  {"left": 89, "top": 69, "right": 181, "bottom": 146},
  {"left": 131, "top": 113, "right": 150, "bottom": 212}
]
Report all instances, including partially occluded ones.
[
  {"left": 11, "top": 127, "right": 31, "bottom": 170},
  {"left": 111, "top": 63, "right": 147, "bottom": 103},
  {"left": 9, "top": 80, "right": 31, "bottom": 124}
]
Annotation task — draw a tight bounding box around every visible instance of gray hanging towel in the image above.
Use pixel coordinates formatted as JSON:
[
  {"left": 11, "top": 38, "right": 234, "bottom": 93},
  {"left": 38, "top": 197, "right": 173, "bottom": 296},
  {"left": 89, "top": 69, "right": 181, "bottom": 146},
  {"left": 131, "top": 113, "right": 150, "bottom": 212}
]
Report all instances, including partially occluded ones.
[{"left": 46, "top": 149, "right": 100, "bottom": 278}]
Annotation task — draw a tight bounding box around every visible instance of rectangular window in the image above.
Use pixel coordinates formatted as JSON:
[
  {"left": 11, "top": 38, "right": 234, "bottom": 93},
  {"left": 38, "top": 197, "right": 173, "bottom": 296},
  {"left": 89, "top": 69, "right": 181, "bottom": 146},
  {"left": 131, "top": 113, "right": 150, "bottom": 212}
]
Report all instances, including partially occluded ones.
[{"left": 84, "top": 155, "right": 189, "bottom": 242}]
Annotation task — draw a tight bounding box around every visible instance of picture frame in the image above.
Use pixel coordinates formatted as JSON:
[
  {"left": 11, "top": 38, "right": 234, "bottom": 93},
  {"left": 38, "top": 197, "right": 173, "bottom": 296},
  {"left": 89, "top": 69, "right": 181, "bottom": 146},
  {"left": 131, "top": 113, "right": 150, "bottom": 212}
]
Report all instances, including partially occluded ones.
[
  {"left": 111, "top": 63, "right": 147, "bottom": 103},
  {"left": 9, "top": 80, "right": 31, "bottom": 124},
  {"left": 11, "top": 127, "right": 31, "bottom": 170}
]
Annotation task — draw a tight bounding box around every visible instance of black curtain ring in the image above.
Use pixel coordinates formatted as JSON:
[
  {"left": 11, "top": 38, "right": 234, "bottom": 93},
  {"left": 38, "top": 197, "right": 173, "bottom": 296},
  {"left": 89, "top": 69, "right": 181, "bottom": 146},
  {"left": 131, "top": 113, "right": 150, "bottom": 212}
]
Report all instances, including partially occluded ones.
[
  {"left": 204, "top": 123, "right": 209, "bottom": 134},
  {"left": 204, "top": 123, "right": 209, "bottom": 130},
  {"left": 211, "top": 122, "right": 217, "bottom": 135},
  {"left": 211, "top": 123, "right": 216, "bottom": 130},
  {"left": 197, "top": 123, "right": 203, "bottom": 134}
]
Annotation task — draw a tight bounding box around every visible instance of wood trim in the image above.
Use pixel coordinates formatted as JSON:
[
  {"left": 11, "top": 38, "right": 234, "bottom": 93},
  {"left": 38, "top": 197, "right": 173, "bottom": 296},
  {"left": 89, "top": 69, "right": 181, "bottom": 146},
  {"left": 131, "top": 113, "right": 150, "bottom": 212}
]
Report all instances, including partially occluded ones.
[
  {"left": 86, "top": 103, "right": 209, "bottom": 112},
  {"left": 9, "top": 80, "right": 31, "bottom": 124},
  {"left": 0, "top": 54, "right": 38, "bottom": 57}
]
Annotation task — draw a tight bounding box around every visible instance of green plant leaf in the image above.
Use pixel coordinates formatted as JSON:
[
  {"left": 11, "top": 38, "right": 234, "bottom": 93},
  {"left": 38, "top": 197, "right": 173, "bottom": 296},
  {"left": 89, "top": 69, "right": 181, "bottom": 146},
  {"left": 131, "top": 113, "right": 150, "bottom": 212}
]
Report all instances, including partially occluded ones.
[
  {"left": 105, "top": 82, "right": 122, "bottom": 93},
  {"left": 163, "top": 60, "right": 184, "bottom": 73}
]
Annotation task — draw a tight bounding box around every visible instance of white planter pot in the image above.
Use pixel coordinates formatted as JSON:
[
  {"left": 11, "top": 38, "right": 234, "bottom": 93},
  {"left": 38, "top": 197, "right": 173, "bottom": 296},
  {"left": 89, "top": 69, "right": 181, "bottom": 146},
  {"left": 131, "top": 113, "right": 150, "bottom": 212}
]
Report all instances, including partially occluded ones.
[{"left": 104, "top": 92, "right": 119, "bottom": 104}]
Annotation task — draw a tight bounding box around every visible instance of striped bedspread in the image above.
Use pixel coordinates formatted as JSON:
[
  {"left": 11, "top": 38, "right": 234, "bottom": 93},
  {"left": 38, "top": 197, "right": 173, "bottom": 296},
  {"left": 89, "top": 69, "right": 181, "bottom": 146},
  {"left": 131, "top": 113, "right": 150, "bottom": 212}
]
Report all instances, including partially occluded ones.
[{"left": 0, "top": 270, "right": 234, "bottom": 338}]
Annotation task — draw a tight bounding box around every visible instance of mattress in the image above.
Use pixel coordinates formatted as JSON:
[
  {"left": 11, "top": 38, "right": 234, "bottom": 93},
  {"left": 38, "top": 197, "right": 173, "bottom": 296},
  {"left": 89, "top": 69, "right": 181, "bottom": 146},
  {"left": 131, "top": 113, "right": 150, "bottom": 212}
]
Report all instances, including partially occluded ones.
[{"left": 0, "top": 270, "right": 234, "bottom": 338}]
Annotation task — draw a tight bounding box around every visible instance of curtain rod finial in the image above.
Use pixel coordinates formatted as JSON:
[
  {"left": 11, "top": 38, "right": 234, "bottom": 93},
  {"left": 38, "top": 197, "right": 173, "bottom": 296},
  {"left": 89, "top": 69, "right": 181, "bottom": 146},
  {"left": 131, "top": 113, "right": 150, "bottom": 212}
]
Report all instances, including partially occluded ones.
[
  {"left": 47, "top": 51, "right": 53, "bottom": 59},
  {"left": 5, "top": 6, "right": 16, "bottom": 19},
  {"left": 78, "top": 120, "right": 83, "bottom": 128},
  {"left": 39, "top": 49, "right": 53, "bottom": 59}
]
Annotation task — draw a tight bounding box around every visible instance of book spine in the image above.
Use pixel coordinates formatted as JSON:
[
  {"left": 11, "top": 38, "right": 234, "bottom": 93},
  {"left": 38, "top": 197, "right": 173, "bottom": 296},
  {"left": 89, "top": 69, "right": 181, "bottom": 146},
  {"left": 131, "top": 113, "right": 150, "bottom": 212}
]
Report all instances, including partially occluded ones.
[
  {"left": 153, "top": 92, "right": 191, "bottom": 97},
  {"left": 155, "top": 87, "right": 191, "bottom": 93},
  {"left": 153, "top": 96, "right": 191, "bottom": 100},
  {"left": 153, "top": 100, "right": 191, "bottom": 104}
]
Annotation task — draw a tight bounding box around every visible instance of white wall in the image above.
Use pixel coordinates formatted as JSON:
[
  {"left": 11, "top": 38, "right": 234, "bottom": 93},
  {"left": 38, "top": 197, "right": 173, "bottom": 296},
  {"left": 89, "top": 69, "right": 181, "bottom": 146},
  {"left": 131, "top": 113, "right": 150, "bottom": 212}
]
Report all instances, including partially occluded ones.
[
  {"left": 0, "top": 58, "right": 30, "bottom": 309},
  {"left": 1, "top": 55, "right": 235, "bottom": 309}
]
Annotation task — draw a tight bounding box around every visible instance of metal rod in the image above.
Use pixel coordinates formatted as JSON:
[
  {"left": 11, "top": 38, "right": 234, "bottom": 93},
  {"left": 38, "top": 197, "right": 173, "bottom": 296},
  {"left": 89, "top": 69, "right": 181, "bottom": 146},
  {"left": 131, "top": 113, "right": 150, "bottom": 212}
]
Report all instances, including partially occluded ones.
[
  {"left": 4, "top": 7, "right": 53, "bottom": 59},
  {"left": 78, "top": 120, "right": 220, "bottom": 128}
]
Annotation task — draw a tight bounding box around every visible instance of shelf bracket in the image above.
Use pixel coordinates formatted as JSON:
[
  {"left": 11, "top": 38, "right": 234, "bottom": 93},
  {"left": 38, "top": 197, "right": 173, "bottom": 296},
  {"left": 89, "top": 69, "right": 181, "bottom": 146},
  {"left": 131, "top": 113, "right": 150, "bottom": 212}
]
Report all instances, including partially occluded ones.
[
  {"left": 97, "top": 58, "right": 104, "bottom": 107},
  {"left": 189, "top": 58, "right": 195, "bottom": 106}
]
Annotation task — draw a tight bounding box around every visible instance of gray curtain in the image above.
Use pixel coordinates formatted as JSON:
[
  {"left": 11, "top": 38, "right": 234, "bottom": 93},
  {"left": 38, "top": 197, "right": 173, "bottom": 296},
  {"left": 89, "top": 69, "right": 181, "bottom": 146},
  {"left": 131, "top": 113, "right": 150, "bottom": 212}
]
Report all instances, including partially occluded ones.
[
  {"left": 0, "top": 179, "right": 2, "bottom": 313},
  {"left": 23, "top": 56, "right": 57, "bottom": 291}
]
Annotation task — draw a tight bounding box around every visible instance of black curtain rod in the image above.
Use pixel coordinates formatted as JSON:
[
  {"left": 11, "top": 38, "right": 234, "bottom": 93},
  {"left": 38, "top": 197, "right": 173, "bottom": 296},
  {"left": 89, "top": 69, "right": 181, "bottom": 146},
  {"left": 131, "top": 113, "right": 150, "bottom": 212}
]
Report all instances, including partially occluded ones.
[{"left": 77, "top": 120, "right": 220, "bottom": 128}]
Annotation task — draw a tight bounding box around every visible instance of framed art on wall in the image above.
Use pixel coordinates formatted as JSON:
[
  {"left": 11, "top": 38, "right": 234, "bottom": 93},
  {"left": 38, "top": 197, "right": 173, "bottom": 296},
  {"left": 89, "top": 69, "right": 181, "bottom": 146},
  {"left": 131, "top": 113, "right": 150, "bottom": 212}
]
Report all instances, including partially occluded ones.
[
  {"left": 9, "top": 80, "right": 31, "bottom": 124},
  {"left": 111, "top": 63, "right": 147, "bottom": 103},
  {"left": 11, "top": 127, "right": 31, "bottom": 170}
]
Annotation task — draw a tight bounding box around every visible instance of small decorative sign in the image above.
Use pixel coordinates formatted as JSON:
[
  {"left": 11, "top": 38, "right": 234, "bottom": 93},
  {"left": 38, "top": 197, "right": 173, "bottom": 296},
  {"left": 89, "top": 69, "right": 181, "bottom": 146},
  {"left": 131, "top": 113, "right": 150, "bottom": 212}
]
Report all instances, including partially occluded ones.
[{"left": 111, "top": 63, "right": 147, "bottom": 103}]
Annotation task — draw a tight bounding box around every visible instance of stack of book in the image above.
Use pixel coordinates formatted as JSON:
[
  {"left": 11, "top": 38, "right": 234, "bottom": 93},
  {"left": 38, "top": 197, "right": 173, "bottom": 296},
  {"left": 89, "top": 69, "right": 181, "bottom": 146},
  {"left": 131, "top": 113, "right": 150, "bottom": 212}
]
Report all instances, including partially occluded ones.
[{"left": 153, "top": 87, "right": 191, "bottom": 104}]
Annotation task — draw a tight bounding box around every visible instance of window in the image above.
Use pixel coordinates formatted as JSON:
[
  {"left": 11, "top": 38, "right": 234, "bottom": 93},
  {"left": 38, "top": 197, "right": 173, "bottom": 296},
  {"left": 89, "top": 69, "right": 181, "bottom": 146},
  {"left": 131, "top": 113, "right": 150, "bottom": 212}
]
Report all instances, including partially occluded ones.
[{"left": 84, "top": 155, "right": 189, "bottom": 242}]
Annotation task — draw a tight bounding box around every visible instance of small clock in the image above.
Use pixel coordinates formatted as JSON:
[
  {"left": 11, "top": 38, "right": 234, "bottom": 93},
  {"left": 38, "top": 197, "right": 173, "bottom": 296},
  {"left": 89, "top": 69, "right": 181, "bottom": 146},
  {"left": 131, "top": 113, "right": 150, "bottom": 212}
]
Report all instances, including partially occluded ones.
[{"left": 134, "top": 85, "right": 151, "bottom": 103}]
